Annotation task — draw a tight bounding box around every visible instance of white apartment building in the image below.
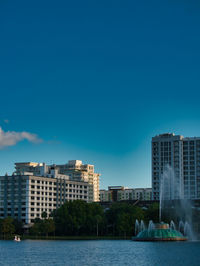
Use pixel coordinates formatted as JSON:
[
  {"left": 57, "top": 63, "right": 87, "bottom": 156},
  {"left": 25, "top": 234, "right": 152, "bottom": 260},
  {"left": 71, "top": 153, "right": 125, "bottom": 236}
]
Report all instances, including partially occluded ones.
[
  {"left": 100, "top": 187, "right": 152, "bottom": 202},
  {"left": 56, "top": 160, "right": 100, "bottom": 202},
  {"left": 0, "top": 174, "right": 88, "bottom": 224},
  {"left": 15, "top": 160, "right": 100, "bottom": 202},
  {"left": 152, "top": 133, "right": 200, "bottom": 200},
  {"left": 117, "top": 188, "right": 152, "bottom": 201},
  {"left": 0, "top": 160, "right": 100, "bottom": 224}
]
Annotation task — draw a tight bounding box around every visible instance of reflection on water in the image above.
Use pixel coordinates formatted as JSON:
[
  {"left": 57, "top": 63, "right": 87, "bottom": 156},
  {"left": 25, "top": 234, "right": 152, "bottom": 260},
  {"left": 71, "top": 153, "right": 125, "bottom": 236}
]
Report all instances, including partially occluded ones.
[{"left": 0, "top": 240, "right": 199, "bottom": 266}]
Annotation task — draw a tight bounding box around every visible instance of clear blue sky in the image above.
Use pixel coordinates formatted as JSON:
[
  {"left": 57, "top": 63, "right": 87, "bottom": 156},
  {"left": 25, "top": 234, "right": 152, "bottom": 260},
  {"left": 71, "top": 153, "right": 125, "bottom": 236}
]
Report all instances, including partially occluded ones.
[{"left": 1, "top": 0, "right": 200, "bottom": 189}]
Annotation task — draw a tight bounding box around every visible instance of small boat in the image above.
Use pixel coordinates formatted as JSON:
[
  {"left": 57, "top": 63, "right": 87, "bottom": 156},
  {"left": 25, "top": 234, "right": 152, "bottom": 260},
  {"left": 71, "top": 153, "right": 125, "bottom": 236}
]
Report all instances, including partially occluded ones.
[{"left": 14, "top": 235, "right": 21, "bottom": 242}]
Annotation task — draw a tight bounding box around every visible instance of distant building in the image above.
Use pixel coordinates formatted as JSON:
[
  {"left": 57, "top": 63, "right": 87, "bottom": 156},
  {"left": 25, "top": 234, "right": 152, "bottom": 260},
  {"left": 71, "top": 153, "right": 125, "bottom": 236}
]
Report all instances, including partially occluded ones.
[
  {"left": 152, "top": 133, "right": 200, "bottom": 200},
  {"left": 100, "top": 186, "right": 152, "bottom": 202},
  {"left": 0, "top": 160, "right": 100, "bottom": 224},
  {"left": 118, "top": 188, "right": 152, "bottom": 201}
]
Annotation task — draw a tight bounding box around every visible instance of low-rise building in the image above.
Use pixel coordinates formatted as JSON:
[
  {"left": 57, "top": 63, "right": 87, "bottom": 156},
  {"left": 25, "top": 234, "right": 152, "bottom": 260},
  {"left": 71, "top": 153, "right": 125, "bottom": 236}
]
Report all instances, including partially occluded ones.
[
  {"left": 100, "top": 186, "right": 152, "bottom": 202},
  {"left": 99, "top": 189, "right": 110, "bottom": 202}
]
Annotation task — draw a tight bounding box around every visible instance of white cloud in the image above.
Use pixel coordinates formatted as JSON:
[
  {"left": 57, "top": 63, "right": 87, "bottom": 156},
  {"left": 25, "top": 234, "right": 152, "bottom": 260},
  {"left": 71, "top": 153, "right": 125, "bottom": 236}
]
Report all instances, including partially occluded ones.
[{"left": 0, "top": 127, "right": 42, "bottom": 149}]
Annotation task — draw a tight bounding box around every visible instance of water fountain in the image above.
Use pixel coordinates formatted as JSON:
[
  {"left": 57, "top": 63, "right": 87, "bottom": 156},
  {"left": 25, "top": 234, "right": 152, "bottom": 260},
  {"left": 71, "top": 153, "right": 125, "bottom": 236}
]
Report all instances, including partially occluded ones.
[
  {"left": 170, "top": 220, "right": 176, "bottom": 230},
  {"left": 132, "top": 165, "right": 195, "bottom": 241},
  {"left": 135, "top": 219, "right": 140, "bottom": 236},
  {"left": 159, "top": 165, "right": 195, "bottom": 240},
  {"left": 140, "top": 220, "right": 146, "bottom": 231},
  {"left": 135, "top": 219, "right": 146, "bottom": 236},
  {"left": 132, "top": 220, "right": 187, "bottom": 241},
  {"left": 179, "top": 220, "right": 185, "bottom": 234}
]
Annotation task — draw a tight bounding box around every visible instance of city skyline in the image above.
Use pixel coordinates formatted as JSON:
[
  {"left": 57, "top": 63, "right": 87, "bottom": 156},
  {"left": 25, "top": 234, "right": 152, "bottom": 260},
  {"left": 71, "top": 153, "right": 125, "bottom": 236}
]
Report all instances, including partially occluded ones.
[{"left": 1, "top": 1, "right": 200, "bottom": 189}]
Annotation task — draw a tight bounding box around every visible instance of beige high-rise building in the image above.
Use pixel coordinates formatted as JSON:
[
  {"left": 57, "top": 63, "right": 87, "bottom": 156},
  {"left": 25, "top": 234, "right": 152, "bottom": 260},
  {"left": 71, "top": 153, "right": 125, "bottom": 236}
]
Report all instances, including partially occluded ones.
[{"left": 55, "top": 160, "right": 100, "bottom": 202}]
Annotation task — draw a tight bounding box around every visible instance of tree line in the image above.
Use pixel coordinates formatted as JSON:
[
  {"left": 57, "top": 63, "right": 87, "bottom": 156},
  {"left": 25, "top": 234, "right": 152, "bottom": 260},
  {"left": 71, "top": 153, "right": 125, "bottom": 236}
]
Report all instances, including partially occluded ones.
[{"left": 0, "top": 201, "right": 159, "bottom": 238}]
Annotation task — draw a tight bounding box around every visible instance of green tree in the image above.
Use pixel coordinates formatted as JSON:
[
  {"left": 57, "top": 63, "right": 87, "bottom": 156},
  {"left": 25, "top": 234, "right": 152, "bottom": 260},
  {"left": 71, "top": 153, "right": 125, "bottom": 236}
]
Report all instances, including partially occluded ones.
[
  {"left": 30, "top": 219, "right": 43, "bottom": 236},
  {"left": 51, "top": 200, "right": 148, "bottom": 237},
  {"left": 41, "top": 211, "right": 47, "bottom": 219},
  {"left": 106, "top": 203, "right": 144, "bottom": 237},
  {"left": 13, "top": 219, "right": 23, "bottom": 235},
  {"left": 1, "top": 217, "right": 15, "bottom": 239},
  {"left": 53, "top": 200, "right": 105, "bottom": 236},
  {"left": 30, "top": 217, "right": 55, "bottom": 237},
  {"left": 117, "top": 212, "right": 130, "bottom": 238},
  {"left": 144, "top": 203, "right": 159, "bottom": 223},
  {"left": 95, "top": 214, "right": 103, "bottom": 236},
  {"left": 43, "top": 219, "right": 55, "bottom": 237}
]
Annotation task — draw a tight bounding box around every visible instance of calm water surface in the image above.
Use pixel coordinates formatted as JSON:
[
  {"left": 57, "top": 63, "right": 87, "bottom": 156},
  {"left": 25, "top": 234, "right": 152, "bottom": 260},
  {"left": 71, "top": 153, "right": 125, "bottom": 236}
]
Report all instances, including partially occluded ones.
[{"left": 0, "top": 240, "right": 199, "bottom": 266}]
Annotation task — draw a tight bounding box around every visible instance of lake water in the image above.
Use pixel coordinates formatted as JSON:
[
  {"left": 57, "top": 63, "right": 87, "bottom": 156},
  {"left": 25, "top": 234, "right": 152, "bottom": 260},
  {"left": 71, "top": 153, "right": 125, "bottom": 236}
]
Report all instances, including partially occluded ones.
[{"left": 0, "top": 240, "right": 199, "bottom": 266}]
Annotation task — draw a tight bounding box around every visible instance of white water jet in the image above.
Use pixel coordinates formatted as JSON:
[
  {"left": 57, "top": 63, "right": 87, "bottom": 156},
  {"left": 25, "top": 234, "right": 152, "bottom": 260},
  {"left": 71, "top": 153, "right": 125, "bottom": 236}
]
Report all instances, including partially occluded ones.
[
  {"left": 179, "top": 220, "right": 185, "bottom": 234},
  {"left": 135, "top": 219, "right": 140, "bottom": 235},
  {"left": 184, "top": 221, "right": 194, "bottom": 240},
  {"left": 140, "top": 220, "right": 146, "bottom": 231},
  {"left": 160, "top": 165, "right": 183, "bottom": 221},
  {"left": 159, "top": 164, "right": 196, "bottom": 240},
  {"left": 170, "top": 220, "right": 176, "bottom": 230},
  {"left": 148, "top": 220, "right": 155, "bottom": 232}
]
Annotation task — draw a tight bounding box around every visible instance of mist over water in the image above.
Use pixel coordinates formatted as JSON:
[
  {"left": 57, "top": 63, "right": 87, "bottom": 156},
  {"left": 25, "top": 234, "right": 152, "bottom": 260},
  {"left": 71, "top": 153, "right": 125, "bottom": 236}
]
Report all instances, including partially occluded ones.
[{"left": 159, "top": 165, "right": 195, "bottom": 240}]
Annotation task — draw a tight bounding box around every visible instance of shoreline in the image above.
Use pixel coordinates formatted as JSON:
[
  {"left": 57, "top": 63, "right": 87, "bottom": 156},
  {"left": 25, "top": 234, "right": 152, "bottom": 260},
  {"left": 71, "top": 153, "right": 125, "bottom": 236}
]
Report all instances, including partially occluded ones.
[{"left": 0, "top": 235, "right": 131, "bottom": 241}]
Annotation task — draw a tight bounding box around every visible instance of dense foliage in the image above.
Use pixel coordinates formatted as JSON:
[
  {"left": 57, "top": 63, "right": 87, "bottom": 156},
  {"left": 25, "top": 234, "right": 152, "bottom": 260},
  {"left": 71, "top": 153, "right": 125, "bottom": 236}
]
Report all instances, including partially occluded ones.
[
  {"left": 47, "top": 200, "right": 157, "bottom": 237},
  {"left": 0, "top": 217, "right": 22, "bottom": 239},
  {"left": 105, "top": 203, "right": 144, "bottom": 237},
  {"left": 144, "top": 202, "right": 159, "bottom": 223},
  {"left": 53, "top": 201, "right": 104, "bottom": 236},
  {"left": 0, "top": 201, "right": 159, "bottom": 238}
]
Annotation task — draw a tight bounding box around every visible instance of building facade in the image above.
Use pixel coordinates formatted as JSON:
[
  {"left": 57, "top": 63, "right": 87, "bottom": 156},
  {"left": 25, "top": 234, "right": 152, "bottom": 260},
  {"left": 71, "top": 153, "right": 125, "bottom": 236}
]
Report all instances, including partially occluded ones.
[
  {"left": 100, "top": 186, "right": 152, "bottom": 202},
  {"left": 56, "top": 160, "right": 100, "bottom": 202},
  {"left": 15, "top": 160, "right": 100, "bottom": 202},
  {"left": 0, "top": 160, "right": 100, "bottom": 224},
  {"left": 152, "top": 133, "right": 200, "bottom": 200},
  {"left": 117, "top": 188, "right": 152, "bottom": 201}
]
